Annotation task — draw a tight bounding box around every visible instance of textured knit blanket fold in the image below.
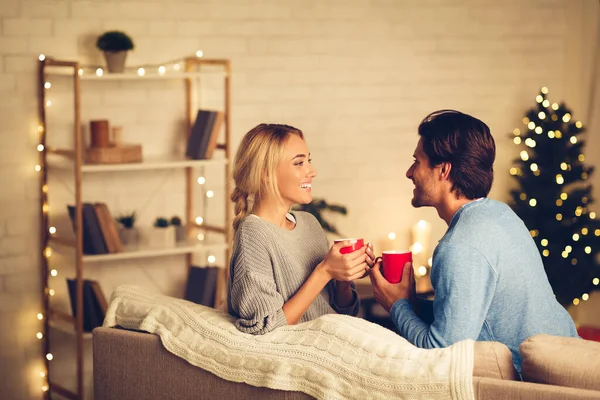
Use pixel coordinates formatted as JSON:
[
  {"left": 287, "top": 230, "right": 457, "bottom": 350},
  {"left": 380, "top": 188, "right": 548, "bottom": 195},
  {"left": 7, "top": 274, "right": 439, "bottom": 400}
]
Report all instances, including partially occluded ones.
[{"left": 104, "top": 285, "right": 475, "bottom": 400}]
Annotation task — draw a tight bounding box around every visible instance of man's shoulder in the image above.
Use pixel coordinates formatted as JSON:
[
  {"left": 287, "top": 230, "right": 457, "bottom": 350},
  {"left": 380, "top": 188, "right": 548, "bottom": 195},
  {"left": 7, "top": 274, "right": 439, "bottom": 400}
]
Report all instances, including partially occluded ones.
[{"left": 455, "top": 198, "right": 515, "bottom": 226}]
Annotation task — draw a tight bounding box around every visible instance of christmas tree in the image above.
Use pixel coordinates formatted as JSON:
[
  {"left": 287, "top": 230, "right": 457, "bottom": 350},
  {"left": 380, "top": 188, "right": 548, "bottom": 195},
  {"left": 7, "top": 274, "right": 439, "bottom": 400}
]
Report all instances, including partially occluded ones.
[{"left": 509, "top": 87, "right": 600, "bottom": 307}]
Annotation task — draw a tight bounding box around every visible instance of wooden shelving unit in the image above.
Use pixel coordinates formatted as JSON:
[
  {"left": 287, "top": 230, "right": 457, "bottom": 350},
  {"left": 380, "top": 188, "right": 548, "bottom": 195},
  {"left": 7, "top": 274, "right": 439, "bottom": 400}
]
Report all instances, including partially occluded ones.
[{"left": 38, "top": 56, "right": 232, "bottom": 400}]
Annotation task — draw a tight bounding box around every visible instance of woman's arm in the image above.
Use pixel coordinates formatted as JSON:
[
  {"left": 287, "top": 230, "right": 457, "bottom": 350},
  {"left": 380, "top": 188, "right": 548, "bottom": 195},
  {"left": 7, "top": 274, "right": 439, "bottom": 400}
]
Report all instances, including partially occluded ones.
[{"left": 282, "top": 240, "right": 369, "bottom": 325}]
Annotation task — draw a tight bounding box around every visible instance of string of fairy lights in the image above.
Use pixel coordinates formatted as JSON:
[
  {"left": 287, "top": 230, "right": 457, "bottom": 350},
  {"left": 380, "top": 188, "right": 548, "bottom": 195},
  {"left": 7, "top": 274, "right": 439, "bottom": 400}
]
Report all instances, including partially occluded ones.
[
  {"left": 509, "top": 86, "right": 600, "bottom": 307},
  {"left": 35, "top": 51, "right": 221, "bottom": 394},
  {"left": 39, "top": 50, "right": 208, "bottom": 77}
]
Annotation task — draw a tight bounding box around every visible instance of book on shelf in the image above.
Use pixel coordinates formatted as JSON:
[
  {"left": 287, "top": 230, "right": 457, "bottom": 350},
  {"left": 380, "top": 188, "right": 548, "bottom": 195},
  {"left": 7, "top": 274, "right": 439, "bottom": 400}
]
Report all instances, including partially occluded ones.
[
  {"left": 185, "top": 109, "right": 224, "bottom": 160},
  {"left": 93, "top": 203, "right": 123, "bottom": 253},
  {"left": 67, "top": 204, "right": 108, "bottom": 255},
  {"left": 66, "top": 279, "right": 108, "bottom": 332},
  {"left": 183, "top": 266, "right": 219, "bottom": 307}
]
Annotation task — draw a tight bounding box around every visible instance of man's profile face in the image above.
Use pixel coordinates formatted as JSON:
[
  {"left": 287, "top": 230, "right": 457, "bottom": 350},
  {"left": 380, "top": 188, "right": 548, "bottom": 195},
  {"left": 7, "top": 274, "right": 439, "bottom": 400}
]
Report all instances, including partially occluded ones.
[{"left": 405, "top": 138, "right": 441, "bottom": 208}]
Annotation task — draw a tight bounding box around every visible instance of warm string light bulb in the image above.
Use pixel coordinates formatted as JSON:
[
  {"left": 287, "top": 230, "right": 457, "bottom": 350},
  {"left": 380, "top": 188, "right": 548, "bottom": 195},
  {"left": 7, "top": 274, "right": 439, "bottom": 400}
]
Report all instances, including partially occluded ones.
[
  {"left": 411, "top": 242, "right": 423, "bottom": 254},
  {"left": 48, "top": 226, "right": 56, "bottom": 235},
  {"left": 207, "top": 255, "right": 216, "bottom": 263},
  {"left": 37, "top": 313, "right": 43, "bottom": 320},
  {"left": 195, "top": 216, "right": 203, "bottom": 225},
  {"left": 206, "top": 190, "right": 214, "bottom": 198},
  {"left": 46, "top": 353, "right": 53, "bottom": 361},
  {"left": 36, "top": 332, "right": 43, "bottom": 339},
  {"left": 96, "top": 68, "right": 103, "bottom": 77},
  {"left": 388, "top": 232, "right": 396, "bottom": 240},
  {"left": 39, "top": 54, "right": 46, "bottom": 61},
  {"left": 137, "top": 68, "right": 145, "bottom": 76},
  {"left": 520, "top": 151, "right": 529, "bottom": 161},
  {"left": 197, "top": 176, "right": 206, "bottom": 184}
]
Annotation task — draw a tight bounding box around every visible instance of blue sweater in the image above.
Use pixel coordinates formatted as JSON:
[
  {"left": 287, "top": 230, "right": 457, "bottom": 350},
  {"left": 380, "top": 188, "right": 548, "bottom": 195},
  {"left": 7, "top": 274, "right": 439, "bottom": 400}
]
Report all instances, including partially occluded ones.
[{"left": 390, "top": 198, "right": 578, "bottom": 373}]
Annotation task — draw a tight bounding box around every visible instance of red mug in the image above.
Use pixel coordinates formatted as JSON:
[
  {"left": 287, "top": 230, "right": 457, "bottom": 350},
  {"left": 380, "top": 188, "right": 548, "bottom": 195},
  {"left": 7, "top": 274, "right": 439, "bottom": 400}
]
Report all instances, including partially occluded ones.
[
  {"left": 374, "top": 250, "right": 412, "bottom": 283},
  {"left": 334, "top": 238, "right": 364, "bottom": 254}
]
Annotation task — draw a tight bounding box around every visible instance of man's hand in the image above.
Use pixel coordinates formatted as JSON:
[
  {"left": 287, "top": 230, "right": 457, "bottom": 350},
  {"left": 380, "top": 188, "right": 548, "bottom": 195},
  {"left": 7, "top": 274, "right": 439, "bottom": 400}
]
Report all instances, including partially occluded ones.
[{"left": 369, "top": 261, "right": 415, "bottom": 312}]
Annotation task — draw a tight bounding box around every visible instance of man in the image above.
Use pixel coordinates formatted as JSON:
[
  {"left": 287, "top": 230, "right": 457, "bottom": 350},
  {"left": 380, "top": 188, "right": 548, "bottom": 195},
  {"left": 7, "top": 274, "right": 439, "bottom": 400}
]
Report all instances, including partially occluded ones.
[{"left": 370, "top": 109, "right": 578, "bottom": 374}]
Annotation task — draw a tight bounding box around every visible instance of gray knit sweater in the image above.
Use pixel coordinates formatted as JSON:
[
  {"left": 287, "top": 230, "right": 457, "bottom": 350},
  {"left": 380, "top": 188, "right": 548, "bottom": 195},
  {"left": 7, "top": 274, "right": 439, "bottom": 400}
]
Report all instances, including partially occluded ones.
[{"left": 228, "top": 211, "right": 360, "bottom": 335}]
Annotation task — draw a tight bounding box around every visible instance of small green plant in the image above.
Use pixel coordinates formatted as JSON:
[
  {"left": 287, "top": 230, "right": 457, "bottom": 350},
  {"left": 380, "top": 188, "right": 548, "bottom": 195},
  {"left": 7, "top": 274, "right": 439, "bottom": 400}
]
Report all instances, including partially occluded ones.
[
  {"left": 154, "top": 217, "right": 170, "bottom": 228},
  {"left": 96, "top": 31, "right": 134, "bottom": 52},
  {"left": 116, "top": 211, "right": 136, "bottom": 229},
  {"left": 292, "top": 198, "right": 347, "bottom": 235},
  {"left": 170, "top": 216, "right": 182, "bottom": 226}
]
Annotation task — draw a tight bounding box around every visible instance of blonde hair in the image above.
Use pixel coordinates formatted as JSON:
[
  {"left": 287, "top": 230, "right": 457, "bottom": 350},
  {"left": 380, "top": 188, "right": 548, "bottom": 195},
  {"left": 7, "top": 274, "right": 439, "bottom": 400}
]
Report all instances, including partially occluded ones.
[{"left": 231, "top": 123, "right": 304, "bottom": 231}]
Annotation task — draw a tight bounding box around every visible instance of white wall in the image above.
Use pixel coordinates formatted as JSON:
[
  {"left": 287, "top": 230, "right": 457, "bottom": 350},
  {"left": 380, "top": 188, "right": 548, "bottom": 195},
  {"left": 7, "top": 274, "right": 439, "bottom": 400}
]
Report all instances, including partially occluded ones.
[{"left": 0, "top": 0, "right": 598, "bottom": 398}]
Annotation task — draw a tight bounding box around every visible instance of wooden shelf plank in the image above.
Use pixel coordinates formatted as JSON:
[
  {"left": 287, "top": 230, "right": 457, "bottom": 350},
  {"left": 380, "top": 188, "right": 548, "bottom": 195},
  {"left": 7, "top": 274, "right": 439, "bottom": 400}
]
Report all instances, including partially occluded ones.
[
  {"left": 82, "top": 240, "right": 228, "bottom": 263},
  {"left": 44, "top": 69, "right": 226, "bottom": 80},
  {"left": 49, "top": 318, "right": 93, "bottom": 340},
  {"left": 49, "top": 382, "right": 78, "bottom": 399},
  {"left": 81, "top": 157, "right": 227, "bottom": 172},
  {"left": 47, "top": 155, "right": 227, "bottom": 172},
  {"left": 196, "top": 223, "right": 226, "bottom": 234}
]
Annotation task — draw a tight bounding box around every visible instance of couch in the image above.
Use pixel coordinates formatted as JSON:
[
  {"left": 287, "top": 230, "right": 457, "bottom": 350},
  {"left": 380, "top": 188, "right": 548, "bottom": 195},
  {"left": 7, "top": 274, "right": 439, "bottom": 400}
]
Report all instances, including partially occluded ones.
[{"left": 94, "top": 327, "right": 600, "bottom": 399}]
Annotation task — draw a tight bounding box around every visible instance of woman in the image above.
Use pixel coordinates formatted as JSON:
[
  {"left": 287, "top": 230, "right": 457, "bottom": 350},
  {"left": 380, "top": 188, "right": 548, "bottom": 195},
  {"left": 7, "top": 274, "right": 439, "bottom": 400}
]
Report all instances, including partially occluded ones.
[{"left": 228, "top": 123, "right": 374, "bottom": 334}]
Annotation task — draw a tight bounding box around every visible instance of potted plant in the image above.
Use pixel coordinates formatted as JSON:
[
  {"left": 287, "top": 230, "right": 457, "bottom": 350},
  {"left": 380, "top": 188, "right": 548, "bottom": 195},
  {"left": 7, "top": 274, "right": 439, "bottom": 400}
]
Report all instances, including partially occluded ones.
[
  {"left": 116, "top": 211, "right": 138, "bottom": 246},
  {"left": 96, "top": 30, "right": 134, "bottom": 73},
  {"left": 146, "top": 216, "right": 175, "bottom": 248},
  {"left": 292, "top": 198, "right": 347, "bottom": 235},
  {"left": 170, "top": 216, "right": 187, "bottom": 243}
]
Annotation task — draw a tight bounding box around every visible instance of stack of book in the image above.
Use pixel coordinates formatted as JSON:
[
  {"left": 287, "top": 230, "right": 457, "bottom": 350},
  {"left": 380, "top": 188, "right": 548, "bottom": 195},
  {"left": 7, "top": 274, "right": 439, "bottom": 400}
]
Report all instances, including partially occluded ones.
[
  {"left": 66, "top": 279, "right": 108, "bottom": 332},
  {"left": 185, "top": 109, "right": 225, "bottom": 160},
  {"left": 67, "top": 203, "right": 123, "bottom": 255}
]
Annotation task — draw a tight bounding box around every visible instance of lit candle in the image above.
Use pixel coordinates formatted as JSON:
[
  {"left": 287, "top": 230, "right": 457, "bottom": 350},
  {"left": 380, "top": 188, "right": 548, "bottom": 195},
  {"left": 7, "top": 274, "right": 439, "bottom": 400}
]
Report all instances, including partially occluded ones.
[{"left": 411, "top": 220, "right": 431, "bottom": 256}]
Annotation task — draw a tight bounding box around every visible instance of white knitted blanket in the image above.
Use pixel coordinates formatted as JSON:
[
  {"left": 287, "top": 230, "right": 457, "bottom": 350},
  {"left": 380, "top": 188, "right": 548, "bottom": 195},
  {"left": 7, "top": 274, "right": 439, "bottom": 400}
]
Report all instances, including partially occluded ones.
[{"left": 104, "top": 285, "right": 475, "bottom": 400}]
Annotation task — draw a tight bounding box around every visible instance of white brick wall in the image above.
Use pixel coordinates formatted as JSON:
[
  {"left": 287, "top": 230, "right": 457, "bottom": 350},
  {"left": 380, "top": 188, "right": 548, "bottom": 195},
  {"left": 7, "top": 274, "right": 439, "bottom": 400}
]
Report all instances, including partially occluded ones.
[{"left": 0, "top": 0, "right": 598, "bottom": 398}]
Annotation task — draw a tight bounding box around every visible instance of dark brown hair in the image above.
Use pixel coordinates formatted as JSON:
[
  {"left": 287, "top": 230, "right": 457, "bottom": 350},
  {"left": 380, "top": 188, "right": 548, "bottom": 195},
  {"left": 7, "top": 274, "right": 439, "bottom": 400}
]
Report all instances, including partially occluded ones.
[{"left": 418, "top": 110, "right": 495, "bottom": 199}]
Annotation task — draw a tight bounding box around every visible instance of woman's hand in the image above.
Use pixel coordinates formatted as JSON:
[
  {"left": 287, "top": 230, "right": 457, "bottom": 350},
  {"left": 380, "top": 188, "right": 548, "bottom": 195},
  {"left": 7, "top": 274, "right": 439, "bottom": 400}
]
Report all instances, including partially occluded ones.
[{"left": 317, "top": 240, "right": 373, "bottom": 282}]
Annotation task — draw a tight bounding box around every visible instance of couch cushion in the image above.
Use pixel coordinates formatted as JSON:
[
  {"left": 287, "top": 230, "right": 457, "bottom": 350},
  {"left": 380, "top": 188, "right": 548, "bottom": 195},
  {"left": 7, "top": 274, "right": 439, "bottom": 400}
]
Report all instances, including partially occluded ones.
[
  {"left": 473, "top": 341, "right": 518, "bottom": 380},
  {"left": 520, "top": 334, "right": 600, "bottom": 391}
]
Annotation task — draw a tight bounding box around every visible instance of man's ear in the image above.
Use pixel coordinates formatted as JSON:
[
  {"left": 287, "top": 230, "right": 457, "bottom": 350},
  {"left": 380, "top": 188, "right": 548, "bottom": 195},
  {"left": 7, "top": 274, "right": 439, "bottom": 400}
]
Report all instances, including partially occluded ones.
[{"left": 439, "top": 162, "right": 451, "bottom": 180}]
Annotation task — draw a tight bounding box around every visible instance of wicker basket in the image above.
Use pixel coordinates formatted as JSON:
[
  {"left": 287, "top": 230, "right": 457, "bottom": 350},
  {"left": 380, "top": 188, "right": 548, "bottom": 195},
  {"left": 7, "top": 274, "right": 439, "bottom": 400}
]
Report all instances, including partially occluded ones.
[{"left": 85, "top": 144, "right": 142, "bottom": 164}]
